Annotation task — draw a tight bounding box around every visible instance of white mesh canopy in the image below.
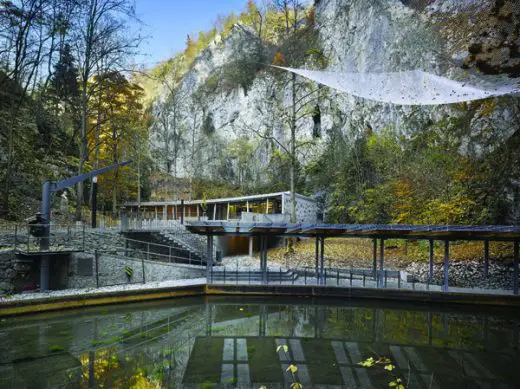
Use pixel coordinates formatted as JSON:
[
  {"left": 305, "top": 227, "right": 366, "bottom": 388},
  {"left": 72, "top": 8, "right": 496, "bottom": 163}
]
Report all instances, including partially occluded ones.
[{"left": 276, "top": 66, "right": 520, "bottom": 106}]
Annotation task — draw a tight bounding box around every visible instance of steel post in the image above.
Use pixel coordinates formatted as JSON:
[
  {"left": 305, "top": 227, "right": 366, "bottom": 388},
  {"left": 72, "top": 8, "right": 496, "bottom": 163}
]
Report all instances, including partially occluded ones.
[
  {"left": 315, "top": 237, "right": 319, "bottom": 284},
  {"left": 91, "top": 176, "right": 98, "bottom": 228},
  {"left": 429, "top": 239, "right": 434, "bottom": 285},
  {"left": 514, "top": 241, "right": 519, "bottom": 296},
  {"left": 379, "top": 239, "right": 385, "bottom": 288},
  {"left": 206, "top": 235, "right": 213, "bottom": 281},
  {"left": 484, "top": 240, "right": 489, "bottom": 279},
  {"left": 320, "top": 237, "right": 325, "bottom": 285},
  {"left": 443, "top": 241, "right": 450, "bottom": 292},
  {"left": 372, "top": 239, "right": 377, "bottom": 279}
]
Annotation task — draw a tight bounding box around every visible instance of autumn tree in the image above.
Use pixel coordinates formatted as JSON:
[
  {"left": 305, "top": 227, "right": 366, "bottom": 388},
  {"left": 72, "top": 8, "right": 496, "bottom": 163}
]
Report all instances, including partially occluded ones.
[
  {"left": 88, "top": 72, "right": 148, "bottom": 211},
  {"left": 72, "top": 0, "right": 141, "bottom": 220}
]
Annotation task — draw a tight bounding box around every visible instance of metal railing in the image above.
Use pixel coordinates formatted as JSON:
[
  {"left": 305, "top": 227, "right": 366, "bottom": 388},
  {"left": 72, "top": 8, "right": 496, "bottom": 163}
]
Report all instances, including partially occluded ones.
[
  {"left": 121, "top": 237, "right": 206, "bottom": 266},
  {"left": 9, "top": 223, "right": 87, "bottom": 253},
  {"left": 207, "top": 265, "right": 517, "bottom": 295}
]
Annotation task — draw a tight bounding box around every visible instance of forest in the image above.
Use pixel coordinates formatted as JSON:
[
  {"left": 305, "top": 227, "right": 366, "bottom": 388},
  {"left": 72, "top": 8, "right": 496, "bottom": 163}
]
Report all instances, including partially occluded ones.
[{"left": 1, "top": 0, "right": 519, "bottom": 226}]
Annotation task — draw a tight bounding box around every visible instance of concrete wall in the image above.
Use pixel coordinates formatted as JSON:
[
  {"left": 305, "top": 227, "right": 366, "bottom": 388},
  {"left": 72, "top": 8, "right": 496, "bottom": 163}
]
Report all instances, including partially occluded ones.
[
  {"left": 0, "top": 251, "right": 16, "bottom": 293},
  {"left": 68, "top": 252, "right": 205, "bottom": 289},
  {"left": 0, "top": 250, "right": 41, "bottom": 293},
  {"left": 282, "top": 193, "right": 318, "bottom": 223}
]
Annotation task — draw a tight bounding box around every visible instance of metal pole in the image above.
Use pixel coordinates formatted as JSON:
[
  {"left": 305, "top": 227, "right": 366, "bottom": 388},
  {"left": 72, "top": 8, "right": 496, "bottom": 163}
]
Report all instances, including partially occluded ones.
[
  {"left": 379, "top": 239, "right": 385, "bottom": 288},
  {"left": 206, "top": 235, "right": 213, "bottom": 281},
  {"left": 429, "top": 239, "right": 434, "bottom": 285},
  {"left": 372, "top": 239, "right": 377, "bottom": 279},
  {"left": 320, "top": 237, "right": 325, "bottom": 285},
  {"left": 180, "top": 199, "right": 184, "bottom": 225},
  {"left": 262, "top": 236, "right": 268, "bottom": 284},
  {"left": 484, "top": 240, "right": 490, "bottom": 279},
  {"left": 40, "top": 181, "right": 53, "bottom": 291},
  {"left": 95, "top": 250, "right": 99, "bottom": 288},
  {"left": 443, "top": 241, "right": 449, "bottom": 292},
  {"left": 514, "top": 241, "right": 519, "bottom": 296},
  {"left": 315, "top": 237, "right": 319, "bottom": 285},
  {"left": 141, "top": 254, "right": 146, "bottom": 284},
  {"left": 91, "top": 176, "right": 98, "bottom": 228}
]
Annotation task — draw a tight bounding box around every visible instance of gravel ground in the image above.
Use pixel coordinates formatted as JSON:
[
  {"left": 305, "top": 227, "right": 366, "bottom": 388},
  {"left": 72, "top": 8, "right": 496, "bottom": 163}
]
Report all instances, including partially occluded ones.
[
  {"left": 219, "top": 255, "right": 287, "bottom": 270},
  {"left": 0, "top": 278, "right": 206, "bottom": 303}
]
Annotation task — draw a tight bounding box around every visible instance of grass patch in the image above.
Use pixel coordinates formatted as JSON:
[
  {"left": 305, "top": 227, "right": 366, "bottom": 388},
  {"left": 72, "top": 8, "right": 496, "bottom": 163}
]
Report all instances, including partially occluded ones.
[
  {"left": 248, "top": 338, "right": 283, "bottom": 383},
  {"left": 267, "top": 238, "right": 516, "bottom": 269},
  {"left": 183, "top": 337, "right": 224, "bottom": 383}
]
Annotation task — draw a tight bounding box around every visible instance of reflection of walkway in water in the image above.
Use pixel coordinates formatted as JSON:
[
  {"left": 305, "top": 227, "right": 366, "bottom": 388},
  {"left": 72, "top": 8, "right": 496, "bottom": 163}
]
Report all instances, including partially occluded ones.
[
  {"left": 183, "top": 335, "right": 517, "bottom": 389},
  {"left": 181, "top": 304, "right": 519, "bottom": 389}
]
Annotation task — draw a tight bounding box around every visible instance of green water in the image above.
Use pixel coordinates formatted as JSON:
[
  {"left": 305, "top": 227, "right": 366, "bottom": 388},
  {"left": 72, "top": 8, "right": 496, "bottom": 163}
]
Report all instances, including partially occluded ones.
[{"left": 0, "top": 296, "right": 519, "bottom": 388}]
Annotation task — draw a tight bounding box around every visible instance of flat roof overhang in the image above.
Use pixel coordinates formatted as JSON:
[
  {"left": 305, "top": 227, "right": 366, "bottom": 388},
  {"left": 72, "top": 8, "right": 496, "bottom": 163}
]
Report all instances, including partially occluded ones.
[{"left": 185, "top": 222, "right": 520, "bottom": 241}]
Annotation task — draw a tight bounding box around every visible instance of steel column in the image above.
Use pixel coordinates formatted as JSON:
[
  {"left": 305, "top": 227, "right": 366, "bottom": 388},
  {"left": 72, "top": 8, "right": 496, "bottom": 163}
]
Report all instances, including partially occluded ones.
[
  {"left": 484, "top": 240, "right": 490, "bottom": 279},
  {"left": 429, "top": 239, "right": 434, "bottom": 285},
  {"left": 39, "top": 181, "right": 53, "bottom": 291},
  {"left": 379, "top": 239, "right": 385, "bottom": 288},
  {"left": 315, "top": 237, "right": 320, "bottom": 284},
  {"left": 320, "top": 237, "right": 325, "bottom": 285},
  {"left": 261, "top": 236, "right": 268, "bottom": 284},
  {"left": 372, "top": 239, "right": 377, "bottom": 279},
  {"left": 443, "top": 241, "right": 449, "bottom": 292},
  {"left": 514, "top": 241, "right": 519, "bottom": 296},
  {"left": 206, "top": 235, "right": 213, "bottom": 282},
  {"left": 91, "top": 176, "right": 98, "bottom": 228}
]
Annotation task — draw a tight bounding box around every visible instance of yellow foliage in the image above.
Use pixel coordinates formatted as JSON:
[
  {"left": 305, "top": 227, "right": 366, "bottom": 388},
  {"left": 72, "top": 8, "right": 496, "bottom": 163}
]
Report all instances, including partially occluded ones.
[{"left": 273, "top": 51, "right": 286, "bottom": 66}]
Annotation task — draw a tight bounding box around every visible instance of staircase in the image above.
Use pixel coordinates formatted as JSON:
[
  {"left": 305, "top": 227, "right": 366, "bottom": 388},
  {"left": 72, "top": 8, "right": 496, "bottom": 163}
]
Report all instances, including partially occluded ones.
[
  {"left": 156, "top": 220, "right": 217, "bottom": 263},
  {"left": 122, "top": 220, "right": 217, "bottom": 265}
]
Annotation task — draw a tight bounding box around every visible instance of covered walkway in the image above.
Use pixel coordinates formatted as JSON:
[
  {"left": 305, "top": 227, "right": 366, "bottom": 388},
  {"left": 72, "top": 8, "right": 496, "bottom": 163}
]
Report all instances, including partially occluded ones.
[{"left": 186, "top": 222, "right": 520, "bottom": 295}]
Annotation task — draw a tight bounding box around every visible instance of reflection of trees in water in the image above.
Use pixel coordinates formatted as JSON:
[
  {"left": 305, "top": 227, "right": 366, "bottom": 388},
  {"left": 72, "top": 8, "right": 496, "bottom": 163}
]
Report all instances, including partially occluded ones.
[{"left": 3, "top": 300, "right": 519, "bottom": 388}]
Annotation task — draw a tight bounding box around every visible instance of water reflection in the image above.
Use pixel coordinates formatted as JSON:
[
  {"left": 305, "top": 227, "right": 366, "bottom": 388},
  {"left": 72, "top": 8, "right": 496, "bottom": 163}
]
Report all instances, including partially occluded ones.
[{"left": 0, "top": 297, "right": 519, "bottom": 388}]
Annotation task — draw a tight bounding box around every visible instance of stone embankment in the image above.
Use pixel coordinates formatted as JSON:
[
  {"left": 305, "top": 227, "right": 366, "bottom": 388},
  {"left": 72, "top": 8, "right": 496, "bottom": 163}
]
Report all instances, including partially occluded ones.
[{"left": 405, "top": 260, "right": 515, "bottom": 290}]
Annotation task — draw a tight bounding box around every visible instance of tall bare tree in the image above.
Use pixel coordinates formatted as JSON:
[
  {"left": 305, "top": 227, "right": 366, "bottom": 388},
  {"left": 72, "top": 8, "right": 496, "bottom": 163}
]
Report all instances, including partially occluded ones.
[{"left": 71, "top": 0, "right": 141, "bottom": 220}]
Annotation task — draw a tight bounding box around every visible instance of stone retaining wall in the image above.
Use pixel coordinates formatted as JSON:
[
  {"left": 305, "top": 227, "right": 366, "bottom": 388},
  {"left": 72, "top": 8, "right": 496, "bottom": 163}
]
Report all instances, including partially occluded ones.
[
  {"left": 0, "top": 227, "right": 125, "bottom": 253},
  {"left": 405, "top": 260, "right": 515, "bottom": 290},
  {"left": 0, "top": 251, "right": 16, "bottom": 292},
  {"left": 68, "top": 252, "right": 205, "bottom": 289}
]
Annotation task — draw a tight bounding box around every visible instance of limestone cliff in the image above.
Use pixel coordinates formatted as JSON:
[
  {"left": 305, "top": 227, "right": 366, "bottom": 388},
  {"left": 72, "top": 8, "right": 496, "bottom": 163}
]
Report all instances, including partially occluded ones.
[{"left": 148, "top": 0, "right": 520, "bottom": 193}]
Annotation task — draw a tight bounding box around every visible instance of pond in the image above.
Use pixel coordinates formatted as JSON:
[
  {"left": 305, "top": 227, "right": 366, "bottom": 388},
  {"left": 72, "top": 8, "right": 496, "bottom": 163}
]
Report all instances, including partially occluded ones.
[{"left": 0, "top": 296, "right": 519, "bottom": 389}]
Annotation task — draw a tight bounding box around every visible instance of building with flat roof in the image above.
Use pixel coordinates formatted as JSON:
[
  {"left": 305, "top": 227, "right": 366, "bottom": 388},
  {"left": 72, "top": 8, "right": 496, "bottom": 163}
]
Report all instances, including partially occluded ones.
[{"left": 123, "top": 191, "right": 318, "bottom": 224}]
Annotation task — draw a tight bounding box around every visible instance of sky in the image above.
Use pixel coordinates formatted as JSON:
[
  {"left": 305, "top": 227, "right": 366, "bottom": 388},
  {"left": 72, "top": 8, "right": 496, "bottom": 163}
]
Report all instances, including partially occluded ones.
[{"left": 134, "top": 0, "right": 249, "bottom": 68}]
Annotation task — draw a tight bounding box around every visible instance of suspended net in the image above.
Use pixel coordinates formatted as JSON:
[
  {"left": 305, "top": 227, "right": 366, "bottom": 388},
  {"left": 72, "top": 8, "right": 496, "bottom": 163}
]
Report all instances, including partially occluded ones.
[{"left": 275, "top": 66, "right": 520, "bottom": 106}]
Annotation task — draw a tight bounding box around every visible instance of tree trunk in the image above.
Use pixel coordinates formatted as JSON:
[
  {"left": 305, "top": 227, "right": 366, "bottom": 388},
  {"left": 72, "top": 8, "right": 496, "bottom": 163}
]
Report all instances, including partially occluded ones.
[
  {"left": 290, "top": 72, "right": 297, "bottom": 224},
  {"left": 75, "top": 90, "right": 88, "bottom": 221},
  {"left": 287, "top": 72, "right": 297, "bottom": 254}
]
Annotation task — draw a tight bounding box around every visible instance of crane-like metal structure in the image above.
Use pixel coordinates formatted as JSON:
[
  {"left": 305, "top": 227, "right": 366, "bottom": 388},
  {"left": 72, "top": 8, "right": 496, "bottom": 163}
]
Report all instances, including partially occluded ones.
[{"left": 38, "top": 161, "right": 131, "bottom": 291}]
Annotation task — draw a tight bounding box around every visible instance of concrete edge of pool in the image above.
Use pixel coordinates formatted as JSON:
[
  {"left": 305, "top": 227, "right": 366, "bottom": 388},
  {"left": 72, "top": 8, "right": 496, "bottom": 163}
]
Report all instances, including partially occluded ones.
[{"left": 1, "top": 283, "right": 520, "bottom": 317}]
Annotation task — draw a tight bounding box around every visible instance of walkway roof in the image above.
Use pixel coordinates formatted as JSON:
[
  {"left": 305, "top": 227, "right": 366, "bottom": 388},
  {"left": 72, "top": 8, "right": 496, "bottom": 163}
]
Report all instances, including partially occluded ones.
[
  {"left": 185, "top": 222, "right": 520, "bottom": 241},
  {"left": 123, "top": 191, "right": 315, "bottom": 207}
]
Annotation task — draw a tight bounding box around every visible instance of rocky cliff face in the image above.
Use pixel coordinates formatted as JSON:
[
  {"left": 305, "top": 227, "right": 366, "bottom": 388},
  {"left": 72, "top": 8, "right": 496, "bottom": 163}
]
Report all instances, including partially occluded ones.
[
  {"left": 150, "top": 0, "right": 520, "bottom": 190},
  {"left": 315, "top": 0, "right": 519, "bottom": 144}
]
